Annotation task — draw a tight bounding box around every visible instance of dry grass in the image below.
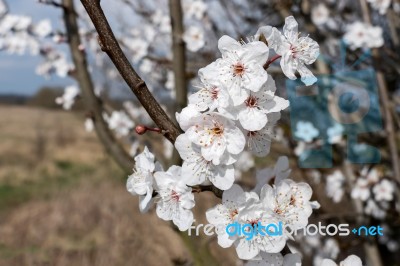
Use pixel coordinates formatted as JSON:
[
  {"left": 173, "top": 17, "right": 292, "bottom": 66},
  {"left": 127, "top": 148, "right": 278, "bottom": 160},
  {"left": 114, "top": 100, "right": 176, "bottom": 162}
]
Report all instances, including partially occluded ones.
[{"left": 0, "top": 105, "right": 241, "bottom": 266}]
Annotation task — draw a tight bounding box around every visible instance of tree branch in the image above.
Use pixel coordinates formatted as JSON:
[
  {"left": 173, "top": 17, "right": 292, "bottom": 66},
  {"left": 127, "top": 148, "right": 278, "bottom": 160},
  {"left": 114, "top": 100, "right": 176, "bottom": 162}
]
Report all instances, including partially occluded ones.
[
  {"left": 80, "top": 0, "right": 182, "bottom": 144},
  {"left": 168, "top": 0, "right": 187, "bottom": 116},
  {"left": 62, "top": 0, "right": 133, "bottom": 172}
]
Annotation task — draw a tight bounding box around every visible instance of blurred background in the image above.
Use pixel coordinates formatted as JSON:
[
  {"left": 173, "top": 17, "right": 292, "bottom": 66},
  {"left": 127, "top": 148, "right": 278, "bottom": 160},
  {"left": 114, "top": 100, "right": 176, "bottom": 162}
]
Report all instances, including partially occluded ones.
[{"left": 0, "top": 0, "right": 400, "bottom": 265}]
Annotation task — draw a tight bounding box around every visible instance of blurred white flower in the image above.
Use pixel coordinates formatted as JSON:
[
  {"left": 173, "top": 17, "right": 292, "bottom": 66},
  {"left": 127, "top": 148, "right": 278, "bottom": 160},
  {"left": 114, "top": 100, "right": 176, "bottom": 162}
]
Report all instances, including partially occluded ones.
[
  {"left": 246, "top": 252, "right": 302, "bottom": 266},
  {"left": 294, "top": 121, "right": 319, "bottom": 142},
  {"left": 165, "top": 71, "right": 174, "bottom": 90},
  {"left": 344, "top": 22, "right": 383, "bottom": 50},
  {"left": 154, "top": 166, "right": 195, "bottom": 231},
  {"left": 139, "top": 58, "right": 153, "bottom": 74},
  {"left": 84, "top": 118, "right": 94, "bottom": 132},
  {"left": 327, "top": 123, "right": 344, "bottom": 144},
  {"left": 107, "top": 110, "right": 134, "bottom": 137},
  {"left": 152, "top": 10, "right": 171, "bottom": 34},
  {"left": 253, "top": 156, "right": 291, "bottom": 194},
  {"left": 184, "top": 0, "right": 207, "bottom": 19},
  {"left": 33, "top": 19, "right": 52, "bottom": 37},
  {"left": 311, "top": 4, "right": 329, "bottom": 26},
  {"left": 321, "top": 255, "right": 363, "bottom": 266},
  {"left": 326, "top": 170, "right": 345, "bottom": 203},
  {"left": 351, "top": 177, "right": 370, "bottom": 201},
  {"left": 183, "top": 26, "right": 205, "bottom": 52},
  {"left": 373, "top": 179, "right": 394, "bottom": 201},
  {"left": 123, "top": 37, "right": 148, "bottom": 62},
  {"left": 365, "top": 199, "right": 386, "bottom": 218},
  {"left": 233, "top": 151, "right": 255, "bottom": 180},
  {"left": 367, "top": 0, "right": 391, "bottom": 15},
  {"left": 55, "top": 85, "right": 79, "bottom": 110}
]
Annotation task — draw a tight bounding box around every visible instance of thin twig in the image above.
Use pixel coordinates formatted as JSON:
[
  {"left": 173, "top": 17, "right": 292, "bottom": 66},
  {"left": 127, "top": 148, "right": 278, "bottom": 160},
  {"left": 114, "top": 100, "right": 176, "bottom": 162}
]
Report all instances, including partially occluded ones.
[
  {"left": 80, "top": 0, "right": 182, "bottom": 144},
  {"left": 62, "top": 0, "right": 133, "bottom": 172}
]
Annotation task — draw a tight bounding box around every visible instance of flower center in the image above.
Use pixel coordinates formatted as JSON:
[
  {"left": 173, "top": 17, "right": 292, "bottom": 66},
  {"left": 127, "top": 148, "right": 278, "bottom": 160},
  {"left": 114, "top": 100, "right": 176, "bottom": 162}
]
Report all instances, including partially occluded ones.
[
  {"left": 247, "top": 131, "right": 257, "bottom": 137},
  {"left": 229, "top": 209, "right": 238, "bottom": 220},
  {"left": 171, "top": 190, "right": 180, "bottom": 202},
  {"left": 232, "top": 62, "right": 246, "bottom": 77},
  {"left": 245, "top": 95, "right": 258, "bottom": 108},
  {"left": 212, "top": 126, "right": 224, "bottom": 136},
  {"left": 210, "top": 86, "right": 219, "bottom": 100}
]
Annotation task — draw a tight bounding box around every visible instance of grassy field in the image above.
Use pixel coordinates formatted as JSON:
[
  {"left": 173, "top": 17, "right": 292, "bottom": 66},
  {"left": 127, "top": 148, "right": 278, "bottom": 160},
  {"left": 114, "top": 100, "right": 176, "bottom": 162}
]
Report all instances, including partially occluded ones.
[{"left": 0, "top": 105, "right": 229, "bottom": 266}]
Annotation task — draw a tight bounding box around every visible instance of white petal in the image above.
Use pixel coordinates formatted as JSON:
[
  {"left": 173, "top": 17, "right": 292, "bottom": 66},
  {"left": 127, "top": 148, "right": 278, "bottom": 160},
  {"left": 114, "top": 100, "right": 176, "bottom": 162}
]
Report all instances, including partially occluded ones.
[
  {"left": 283, "top": 16, "right": 299, "bottom": 43},
  {"left": 238, "top": 108, "right": 268, "bottom": 131}
]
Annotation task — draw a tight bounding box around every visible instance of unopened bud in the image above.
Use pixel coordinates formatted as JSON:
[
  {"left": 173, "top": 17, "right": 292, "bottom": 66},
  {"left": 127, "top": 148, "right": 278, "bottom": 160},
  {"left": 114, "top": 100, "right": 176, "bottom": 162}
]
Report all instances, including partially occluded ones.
[{"left": 135, "top": 125, "right": 147, "bottom": 135}]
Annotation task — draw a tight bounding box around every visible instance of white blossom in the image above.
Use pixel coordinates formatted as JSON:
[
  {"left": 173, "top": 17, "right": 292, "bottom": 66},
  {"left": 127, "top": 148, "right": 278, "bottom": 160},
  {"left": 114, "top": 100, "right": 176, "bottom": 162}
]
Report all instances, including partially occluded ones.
[
  {"left": 246, "top": 252, "right": 302, "bottom": 266},
  {"left": 243, "top": 112, "right": 281, "bottom": 157},
  {"left": 106, "top": 110, "right": 134, "bottom": 137},
  {"left": 234, "top": 195, "right": 287, "bottom": 260},
  {"left": 367, "top": 0, "right": 391, "bottom": 15},
  {"left": 321, "top": 255, "right": 363, "bottom": 266},
  {"left": 373, "top": 179, "right": 394, "bottom": 201},
  {"left": 33, "top": 19, "right": 52, "bottom": 38},
  {"left": 84, "top": 118, "right": 94, "bottom": 132},
  {"left": 181, "top": 111, "right": 246, "bottom": 165},
  {"left": 55, "top": 85, "right": 79, "bottom": 110},
  {"left": 127, "top": 147, "right": 162, "bottom": 212},
  {"left": 220, "top": 75, "right": 289, "bottom": 131},
  {"left": 327, "top": 123, "right": 344, "bottom": 144},
  {"left": 206, "top": 184, "right": 248, "bottom": 248},
  {"left": 154, "top": 166, "right": 195, "bottom": 231},
  {"left": 326, "top": 170, "right": 345, "bottom": 203},
  {"left": 365, "top": 199, "right": 387, "bottom": 219},
  {"left": 123, "top": 37, "right": 149, "bottom": 62},
  {"left": 184, "top": 0, "right": 207, "bottom": 19},
  {"left": 261, "top": 179, "right": 314, "bottom": 231},
  {"left": 344, "top": 22, "right": 383, "bottom": 50},
  {"left": 183, "top": 26, "right": 205, "bottom": 52},
  {"left": 257, "top": 16, "right": 319, "bottom": 85},
  {"left": 188, "top": 79, "right": 230, "bottom": 112},
  {"left": 311, "top": 4, "right": 329, "bottom": 26},
  {"left": 175, "top": 134, "right": 235, "bottom": 190},
  {"left": 199, "top": 35, "right": 269, "bottom": 105}
]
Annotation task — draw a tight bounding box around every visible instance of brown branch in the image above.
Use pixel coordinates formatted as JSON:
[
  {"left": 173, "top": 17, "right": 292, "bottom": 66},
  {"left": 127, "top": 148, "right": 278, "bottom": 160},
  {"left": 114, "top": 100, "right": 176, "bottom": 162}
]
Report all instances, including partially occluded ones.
[
  {"left": 62, "top": 0, "right": 133, "bottom": 172},
  {"left": 168, "top": 0, "right": 187, "bottom": 115},
  {"left": 80, "top": 0, "right": 182, "bottom": 143}
]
